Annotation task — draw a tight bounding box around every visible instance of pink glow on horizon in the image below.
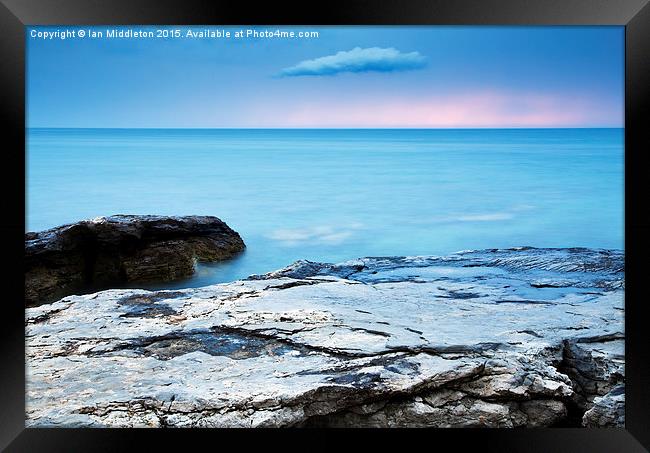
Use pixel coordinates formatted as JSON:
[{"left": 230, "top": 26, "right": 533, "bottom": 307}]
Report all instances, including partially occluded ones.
[{"left": 243, "top": 90, "right": 622, "bottom": 128}]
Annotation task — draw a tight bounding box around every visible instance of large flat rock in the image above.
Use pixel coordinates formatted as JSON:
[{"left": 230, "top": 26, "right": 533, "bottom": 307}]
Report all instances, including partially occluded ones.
[
  {"left": 25, "top": 247, "right": 624, "bottom": 427},
  {"left": 25, "top": 215, "right": 245, "bottom": 306}
]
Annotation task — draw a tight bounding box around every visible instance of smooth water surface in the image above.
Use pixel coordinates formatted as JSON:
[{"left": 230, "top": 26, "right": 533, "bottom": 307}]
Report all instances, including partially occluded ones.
[{"left": 27, "top": 128, "right": 624, "bottom": 288}]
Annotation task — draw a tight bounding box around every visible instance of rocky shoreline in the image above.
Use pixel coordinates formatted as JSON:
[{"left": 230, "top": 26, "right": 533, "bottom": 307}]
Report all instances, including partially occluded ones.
[
  {"left": 25, "top": 246, "right": 624, "bottom": 428},
  {"left": 25, "top": 215, "right": 245, "bottom": 306}
]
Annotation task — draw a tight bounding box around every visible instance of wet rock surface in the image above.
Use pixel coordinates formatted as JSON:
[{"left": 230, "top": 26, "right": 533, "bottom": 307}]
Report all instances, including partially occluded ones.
[
  {"left": 25, "top": 247, "right": 624, "bottom": 427},
  {"left": 25, "top": 215, "right": 245, "bottom": 306}
]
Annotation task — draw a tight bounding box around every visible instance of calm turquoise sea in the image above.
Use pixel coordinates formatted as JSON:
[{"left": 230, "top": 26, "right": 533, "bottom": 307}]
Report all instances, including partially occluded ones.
[{"left": 27, "top": 128, "right": 624, "bottom": 288}]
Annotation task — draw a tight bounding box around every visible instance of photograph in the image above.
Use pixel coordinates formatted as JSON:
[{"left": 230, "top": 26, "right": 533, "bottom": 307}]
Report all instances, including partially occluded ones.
[{"left": 24, "top": 25, "right": 626, "bottom": 428}]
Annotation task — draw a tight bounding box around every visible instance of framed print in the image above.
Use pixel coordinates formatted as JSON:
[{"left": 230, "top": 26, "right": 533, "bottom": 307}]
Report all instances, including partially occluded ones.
[{"left": 1, "top": 0, "right": 649, "bottom": 451}]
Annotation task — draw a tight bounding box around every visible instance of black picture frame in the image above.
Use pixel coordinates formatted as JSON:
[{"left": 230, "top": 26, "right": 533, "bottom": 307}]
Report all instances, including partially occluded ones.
[{"left": 1, "top": 0, "right": 649, "bottom": 450}]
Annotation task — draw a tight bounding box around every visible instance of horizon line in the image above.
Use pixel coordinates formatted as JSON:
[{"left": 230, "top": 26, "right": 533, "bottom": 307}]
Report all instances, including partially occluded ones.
[{"left": 26, "top": 126, "right": 624, "bottom": 130}]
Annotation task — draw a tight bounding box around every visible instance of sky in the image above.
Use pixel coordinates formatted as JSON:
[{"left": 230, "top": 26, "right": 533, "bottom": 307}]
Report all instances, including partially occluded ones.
[{"left": 26, "top": 26, "right": 624, "bottom": 128}]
